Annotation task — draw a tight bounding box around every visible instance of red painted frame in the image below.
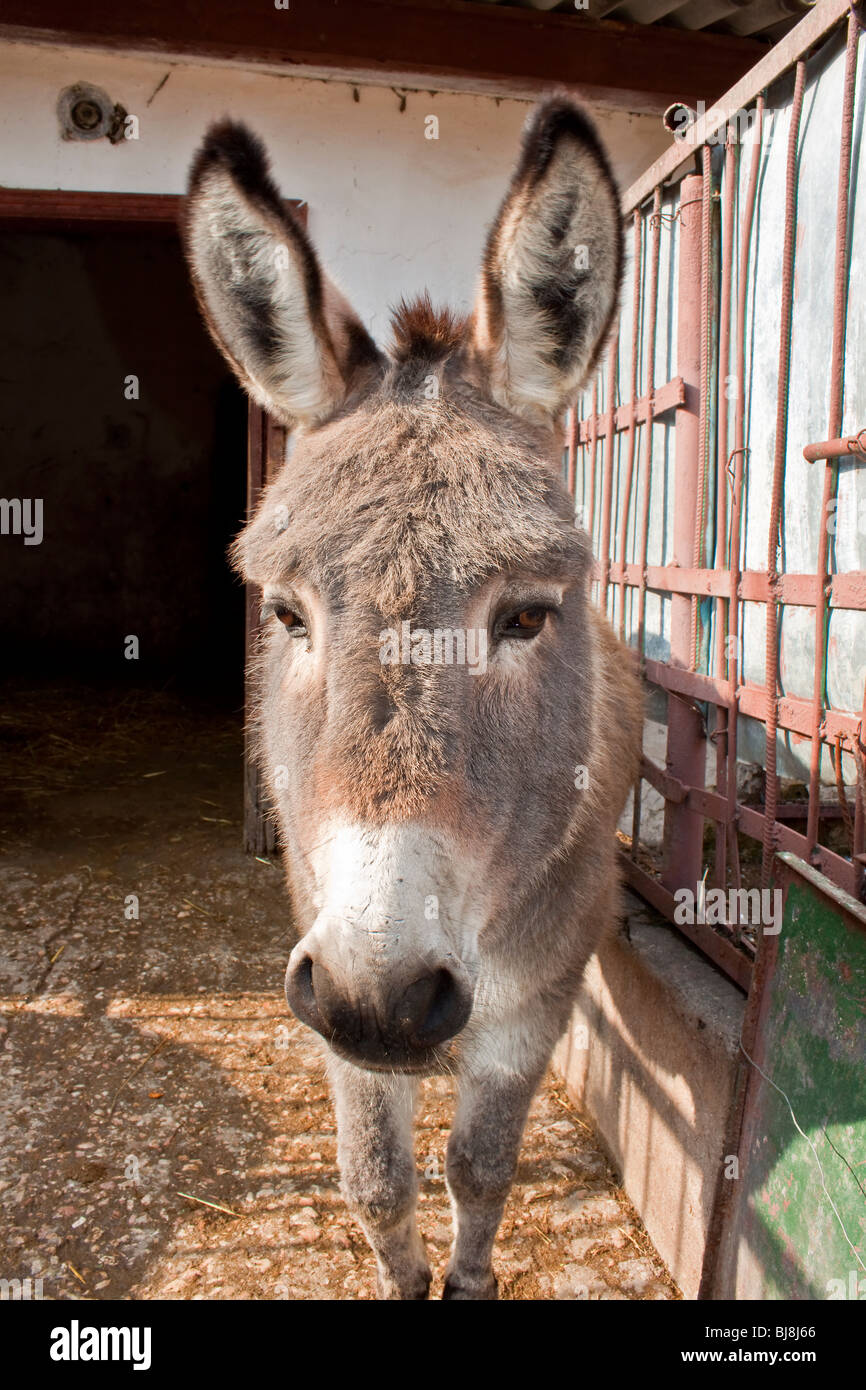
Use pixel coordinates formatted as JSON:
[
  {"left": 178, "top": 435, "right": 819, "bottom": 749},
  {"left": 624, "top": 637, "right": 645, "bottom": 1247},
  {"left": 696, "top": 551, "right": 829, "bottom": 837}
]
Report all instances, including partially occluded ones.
[
  {"left": 566, "top": 7, "right": 866, "bottom": 992},
  {"left": 0, "top": 185, "right": 305, "bottom": 854}
]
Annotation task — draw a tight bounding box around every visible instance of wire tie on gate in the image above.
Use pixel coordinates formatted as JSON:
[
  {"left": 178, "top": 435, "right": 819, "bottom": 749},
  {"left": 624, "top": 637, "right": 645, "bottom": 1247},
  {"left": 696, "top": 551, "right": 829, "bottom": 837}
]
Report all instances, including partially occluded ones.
[{"left": 726, "top": 446, "right": 750, "bottom": 483}]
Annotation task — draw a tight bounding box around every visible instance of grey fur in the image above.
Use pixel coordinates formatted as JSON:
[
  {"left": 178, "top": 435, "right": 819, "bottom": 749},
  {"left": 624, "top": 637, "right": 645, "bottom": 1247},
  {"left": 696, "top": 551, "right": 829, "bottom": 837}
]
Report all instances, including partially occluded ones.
[{"left": 184, "top": 98, "right": 643, "bottom": 1299}]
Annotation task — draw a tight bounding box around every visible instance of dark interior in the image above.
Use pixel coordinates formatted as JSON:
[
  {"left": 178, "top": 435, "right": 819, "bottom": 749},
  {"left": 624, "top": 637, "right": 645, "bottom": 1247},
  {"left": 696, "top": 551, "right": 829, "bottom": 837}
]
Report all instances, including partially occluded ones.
[{"left": 0, "top": 227, "right": 247, "bottom": 701}]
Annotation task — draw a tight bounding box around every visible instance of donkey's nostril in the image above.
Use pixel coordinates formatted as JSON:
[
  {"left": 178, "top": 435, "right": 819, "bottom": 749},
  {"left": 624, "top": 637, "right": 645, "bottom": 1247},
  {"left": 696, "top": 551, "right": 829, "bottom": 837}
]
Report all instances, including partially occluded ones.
[
  {"left": 285, "top": 952, "right": 319, "bottom": 1031},
  {"left": 311, "top": 959, "right": 363, "bottom": 1046},
  {"left": 394, "top": 967, "right": 471, "bottom": 1048},
  {"left": 286, "top": 952, "right": 362, "bottom": 1046},
  {"left": 286, "top": 946, "right": 471, "bottom": 1062}
]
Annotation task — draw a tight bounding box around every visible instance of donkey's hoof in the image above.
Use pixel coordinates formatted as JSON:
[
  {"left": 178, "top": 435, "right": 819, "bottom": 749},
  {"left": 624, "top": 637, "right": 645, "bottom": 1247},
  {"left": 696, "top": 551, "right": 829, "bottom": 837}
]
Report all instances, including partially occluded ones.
[
  {"left": 377, "top": 1268, "right": 432, "bottom": 1301},
  {"left": 442, "top": 1272, "right": 498, "bottom": 1301}
]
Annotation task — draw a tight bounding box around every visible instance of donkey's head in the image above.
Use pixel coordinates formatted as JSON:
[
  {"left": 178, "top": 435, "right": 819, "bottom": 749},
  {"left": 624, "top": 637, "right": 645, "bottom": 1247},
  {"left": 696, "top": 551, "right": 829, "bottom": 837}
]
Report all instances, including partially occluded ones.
[{"left": 185, "top": 101, "right": 622, "bottom": 1072}]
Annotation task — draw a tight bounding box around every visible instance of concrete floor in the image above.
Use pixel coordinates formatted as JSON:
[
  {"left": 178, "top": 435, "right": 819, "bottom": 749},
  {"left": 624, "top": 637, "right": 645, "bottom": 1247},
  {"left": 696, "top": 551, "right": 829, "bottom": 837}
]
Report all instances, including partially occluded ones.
[{"left": 0, "top": 683, "right": 679, "bottom": 1300}]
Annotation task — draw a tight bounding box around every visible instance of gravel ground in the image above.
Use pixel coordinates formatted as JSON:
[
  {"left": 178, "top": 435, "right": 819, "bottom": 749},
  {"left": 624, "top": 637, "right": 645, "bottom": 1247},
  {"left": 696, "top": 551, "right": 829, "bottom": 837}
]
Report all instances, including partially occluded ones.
[{"left": 0, "top": 683, "right": 679, "bottom": 1301}]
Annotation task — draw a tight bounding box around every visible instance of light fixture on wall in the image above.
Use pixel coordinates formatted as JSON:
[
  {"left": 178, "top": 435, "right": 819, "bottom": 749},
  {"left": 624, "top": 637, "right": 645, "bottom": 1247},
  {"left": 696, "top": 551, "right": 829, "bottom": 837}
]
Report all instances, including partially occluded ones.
[{"left": 57, "top": 82, "right": 128, "bottom": 144}]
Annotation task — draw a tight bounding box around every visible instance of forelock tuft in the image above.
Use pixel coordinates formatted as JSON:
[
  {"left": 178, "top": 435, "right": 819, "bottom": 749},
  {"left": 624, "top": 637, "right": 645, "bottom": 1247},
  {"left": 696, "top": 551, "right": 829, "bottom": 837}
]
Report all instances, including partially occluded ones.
[{"left": 388, "top": 294, "right": 466, "bottom": 364}]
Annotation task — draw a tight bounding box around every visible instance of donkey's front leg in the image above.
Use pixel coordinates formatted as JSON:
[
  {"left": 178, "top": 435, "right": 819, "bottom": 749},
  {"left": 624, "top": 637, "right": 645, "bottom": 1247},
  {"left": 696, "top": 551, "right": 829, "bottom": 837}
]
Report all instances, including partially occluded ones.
[
  {"left": 329, "top": 1056, "right": 430, "bottom": 1300},
  {"left": 443, "top": 1063, "right": 543, "bottom": 1300}
]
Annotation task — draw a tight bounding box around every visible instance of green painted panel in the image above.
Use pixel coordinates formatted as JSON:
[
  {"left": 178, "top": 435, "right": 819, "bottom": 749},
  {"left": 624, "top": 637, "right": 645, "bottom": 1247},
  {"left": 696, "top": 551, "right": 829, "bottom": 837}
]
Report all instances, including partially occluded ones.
[{"left": 737, "top": 858, "right": 866, "bottom": 1299}]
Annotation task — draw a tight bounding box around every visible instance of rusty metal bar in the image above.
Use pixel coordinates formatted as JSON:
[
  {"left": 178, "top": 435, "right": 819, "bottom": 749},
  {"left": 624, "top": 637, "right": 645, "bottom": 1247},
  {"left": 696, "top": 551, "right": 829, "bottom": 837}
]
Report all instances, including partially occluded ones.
[
  {"left": 618, "top": 212, "right": 643, "bottom": 640},
  {"left": 244, "top": 406, "right": 284, "bottom": 856},
  {"left": 622, "top": 0, "right": 854, "bottom": 214},
  {"left": 646, "top": 657, "right": 731, "bottom": 705},
  {"left": 621, "top": 854, "right": 753, "bottom": 991},
  {"left": 724, "top": 82, "right": 762, "bottom": 897},
  {"left": 597, "top": 560, "right": 866, "bottom": 609},
  {"left": 641, "top": 754, "right": 729, "bottom": 821},
  {"left": 643, "top": 657, "right": 863, "bottom": 745},
  {"left": 854, "top": 688, "right": 866, "bottom": 869},
  {"left": 587, "top": 379, "right": 599, "bottom": 548},
  {"left": 803, "top": 428, "right": 866, "bottom": 463},
  {"left": 605, "top": 562, "right": 730, "bottom": 596},
  {"left": 634, "top": 188, "right": 663, "bottom": 670},
  {"left": 638, "top": 756, "right": 861, "bottom": 896},
  {"left": 662, "top": 170, "right": 710, "bottom": 902},
  {"left": 714, "top": 130, "right": 737, "bottom": 892},
  {"left": 573, "top": 375, "right": 685, "bottom": 443},
  {"left": 697, "top": 839, "right": 783, "bottom": 1298},
  {"left": 576, "top": 12, "right": 866, "bottom": 968},
  {"left": 739, "top": 806, "right": 862, "bottom": 898},
  {"left": 740, "top": 570, "right": 866, "bottom": 607},
  {"left": 597, "top": 334, "right": 619, "bottom": 608},
  {"left": 762, "top": 59, "right": 806, "bottom": 890},
  {"left": 631, "top": 186, "right": 664, "bottom": 859},
  {"left": 691, "top": 143, "right": 714, "bottom": 671},
  {"left": 737, "top": 685, "right": 861, "bottom": 743},
  {"left": 752, "top": 801, "right": 851, "bottom": 822},
  {"left": 806, "top": 13, "right": 860, "bottom": 861},
  {"left": 566, "top": 407, "right": 577, "bottom": 496}
]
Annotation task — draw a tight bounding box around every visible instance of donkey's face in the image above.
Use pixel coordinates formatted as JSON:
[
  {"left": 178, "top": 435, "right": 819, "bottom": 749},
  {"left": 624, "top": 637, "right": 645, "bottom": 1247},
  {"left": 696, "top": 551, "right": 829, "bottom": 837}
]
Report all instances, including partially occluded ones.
[{"left": 185, "top": 102, "right": 622, "bottom": 1072}]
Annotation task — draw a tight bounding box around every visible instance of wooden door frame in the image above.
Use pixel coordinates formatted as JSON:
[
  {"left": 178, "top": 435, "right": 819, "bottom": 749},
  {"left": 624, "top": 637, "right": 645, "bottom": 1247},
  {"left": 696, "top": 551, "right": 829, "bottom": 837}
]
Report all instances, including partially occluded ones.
[
  {"left": 0, "top": 187, "right": 306, "bottom": 854},
  {"left": 244, "top": 406, "right": 288, "bottom": 856},
  {"left": 0, "top": 186, "right": 305, "bottom": 231}
]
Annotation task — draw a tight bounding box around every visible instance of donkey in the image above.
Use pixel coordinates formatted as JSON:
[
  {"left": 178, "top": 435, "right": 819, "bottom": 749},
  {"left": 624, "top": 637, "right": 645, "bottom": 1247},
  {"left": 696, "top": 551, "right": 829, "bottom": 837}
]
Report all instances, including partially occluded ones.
[{"left": 184, "top": 99, "right": 643, "bottom": 1300}]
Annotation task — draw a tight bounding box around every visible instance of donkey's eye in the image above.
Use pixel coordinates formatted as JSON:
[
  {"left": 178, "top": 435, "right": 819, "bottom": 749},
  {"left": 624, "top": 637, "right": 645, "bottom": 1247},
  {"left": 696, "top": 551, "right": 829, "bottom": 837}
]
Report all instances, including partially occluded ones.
[
  {"left": 498, "top": 606, "right": 551, "bottom": 640},
  {"left": 277, "top": 609, "right": 305, "bottom": 632},
  {"left": 261, "top": 601, "right": 307, "bottom": 636}
]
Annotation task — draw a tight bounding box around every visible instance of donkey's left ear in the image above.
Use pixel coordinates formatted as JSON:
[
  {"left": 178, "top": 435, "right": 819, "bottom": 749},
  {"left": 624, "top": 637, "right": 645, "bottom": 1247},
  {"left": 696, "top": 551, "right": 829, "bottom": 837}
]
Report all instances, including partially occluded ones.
[
  {"left": 184, "top": 120, "right": 382, "bottom": 428},
  {"left": 467, "top": 99, "right": 623, "bottom": 426}
]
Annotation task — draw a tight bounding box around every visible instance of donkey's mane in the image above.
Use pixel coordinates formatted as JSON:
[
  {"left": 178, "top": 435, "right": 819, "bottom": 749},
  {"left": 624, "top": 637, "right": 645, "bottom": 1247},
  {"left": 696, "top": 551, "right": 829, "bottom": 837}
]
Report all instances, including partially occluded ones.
[{"left": 388, "top": 294, "right": 467, "bottom": 364}]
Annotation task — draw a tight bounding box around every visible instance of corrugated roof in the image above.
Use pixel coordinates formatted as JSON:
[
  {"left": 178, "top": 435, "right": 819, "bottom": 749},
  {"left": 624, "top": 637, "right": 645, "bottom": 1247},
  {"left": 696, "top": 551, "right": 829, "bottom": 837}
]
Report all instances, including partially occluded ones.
[{"left": 473, "top": 0, "right": 814, "bottom": 43}]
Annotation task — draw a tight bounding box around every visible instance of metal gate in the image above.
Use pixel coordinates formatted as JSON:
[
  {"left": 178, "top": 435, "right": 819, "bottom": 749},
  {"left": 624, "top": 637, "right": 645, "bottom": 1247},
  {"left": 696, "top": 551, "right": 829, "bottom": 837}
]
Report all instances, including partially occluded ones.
[{"left": 566, "top": 0, "right": 866, "bottom": 994}]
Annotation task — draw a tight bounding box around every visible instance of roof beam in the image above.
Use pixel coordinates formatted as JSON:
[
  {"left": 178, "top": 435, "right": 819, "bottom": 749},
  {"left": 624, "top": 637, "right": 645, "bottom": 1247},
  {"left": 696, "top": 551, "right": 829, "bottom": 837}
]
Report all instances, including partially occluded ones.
[{"left": 0, "top": 0, "right": 765, "bottom": 113}]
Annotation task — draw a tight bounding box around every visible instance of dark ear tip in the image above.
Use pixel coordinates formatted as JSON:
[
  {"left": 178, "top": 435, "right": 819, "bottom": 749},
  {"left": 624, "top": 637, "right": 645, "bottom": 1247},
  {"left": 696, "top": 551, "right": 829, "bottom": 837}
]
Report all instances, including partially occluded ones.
[
  {"left": 528, "top": 96, "right": 598, "bottom": 138},
  {"left": 521, "top": 96, "right": 616, "bottom": 190},
  {"left": 187, "top": 118, "right": 273, "bottom": 198}
]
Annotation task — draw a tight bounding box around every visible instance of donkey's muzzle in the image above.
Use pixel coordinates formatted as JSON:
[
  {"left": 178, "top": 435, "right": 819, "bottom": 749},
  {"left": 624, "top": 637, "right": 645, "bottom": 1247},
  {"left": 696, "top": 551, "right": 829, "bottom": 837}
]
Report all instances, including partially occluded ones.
[{"left": 284, "top": 949, "right": 473, "bottom": 1067}]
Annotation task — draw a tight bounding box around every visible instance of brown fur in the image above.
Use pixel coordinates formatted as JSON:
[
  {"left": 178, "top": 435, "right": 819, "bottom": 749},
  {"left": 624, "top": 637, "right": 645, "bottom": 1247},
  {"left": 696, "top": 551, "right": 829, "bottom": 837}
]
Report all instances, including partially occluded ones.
[{"left": 185, "top": 98, "right": 644, "bottom": 1301}]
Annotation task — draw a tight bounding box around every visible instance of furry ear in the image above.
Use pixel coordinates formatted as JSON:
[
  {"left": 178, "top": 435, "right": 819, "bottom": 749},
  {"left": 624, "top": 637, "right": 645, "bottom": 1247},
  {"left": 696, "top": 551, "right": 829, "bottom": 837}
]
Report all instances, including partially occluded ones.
[
  {"left": 467, "top": 99, "right": 623, "bottom": 426},
  {"left": 184, "top": 120, "right": 381, "bottom": 427}
]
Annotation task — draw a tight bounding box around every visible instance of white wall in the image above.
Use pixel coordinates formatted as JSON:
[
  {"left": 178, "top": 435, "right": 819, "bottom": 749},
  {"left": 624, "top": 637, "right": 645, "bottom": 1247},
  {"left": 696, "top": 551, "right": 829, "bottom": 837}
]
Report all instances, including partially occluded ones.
[{"left": 0, "top": 38, "right": 668, "bottom": 342}]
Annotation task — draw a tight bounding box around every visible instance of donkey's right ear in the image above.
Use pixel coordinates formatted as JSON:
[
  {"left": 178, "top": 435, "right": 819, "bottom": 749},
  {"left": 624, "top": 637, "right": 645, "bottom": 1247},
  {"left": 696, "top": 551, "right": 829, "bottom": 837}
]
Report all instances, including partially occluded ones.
[{"left": 184, "top": 121, "right": 382, "bottom": 428}]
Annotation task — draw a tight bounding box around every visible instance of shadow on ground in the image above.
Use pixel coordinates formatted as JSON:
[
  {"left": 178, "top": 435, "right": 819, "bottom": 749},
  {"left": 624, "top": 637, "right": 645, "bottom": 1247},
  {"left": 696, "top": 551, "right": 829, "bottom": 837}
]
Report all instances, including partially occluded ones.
[{"left": 0, "top": 683, "right": 679, "bottom": 1300}]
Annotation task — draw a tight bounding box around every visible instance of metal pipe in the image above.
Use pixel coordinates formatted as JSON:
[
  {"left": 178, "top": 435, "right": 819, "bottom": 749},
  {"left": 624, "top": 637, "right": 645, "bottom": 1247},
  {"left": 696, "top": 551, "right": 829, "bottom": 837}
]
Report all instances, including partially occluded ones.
[
  {"left": 598, "top": 334, "right": 619, "bottom": 617},
  {"left": 806, "top": 13, "right": 860, "bottom": 856},
  {"left": 714, "top": 131, "right": 737, "bottom": 891},
  {"left": 618, "top": 212, "right": 643, "bottom": 640},
  {"left": 566, "top": 407, "right": 577, "bottom": 496},
  {"left": 635, "top": 189, "right": 663, "bottom": 665},
  {"left": 662, "top": 172, "right": 708, "bottom": 900},
  {"left": 854, "top": 686, "right": 866, "bottom": 884},
  {"left": 690, "top": 145, "right": 714, "bottom": 670},
  {"left": 622, "top": 0, "right": 852, "bottom": 215},
  {"left": 632, "top": 185, "right": 663, "bottom": 858},
  {"left": 803, "top": 428, "right": 866, "bottom": 463},
  {"left": 726, "top": 93, "right": 764, "bottom": 895},
  {"left": 587, "top": 380, "right": 599, "bottom": 578},
  {"left": 762, "top": 60, "right": 806, "bottom": 890}
]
